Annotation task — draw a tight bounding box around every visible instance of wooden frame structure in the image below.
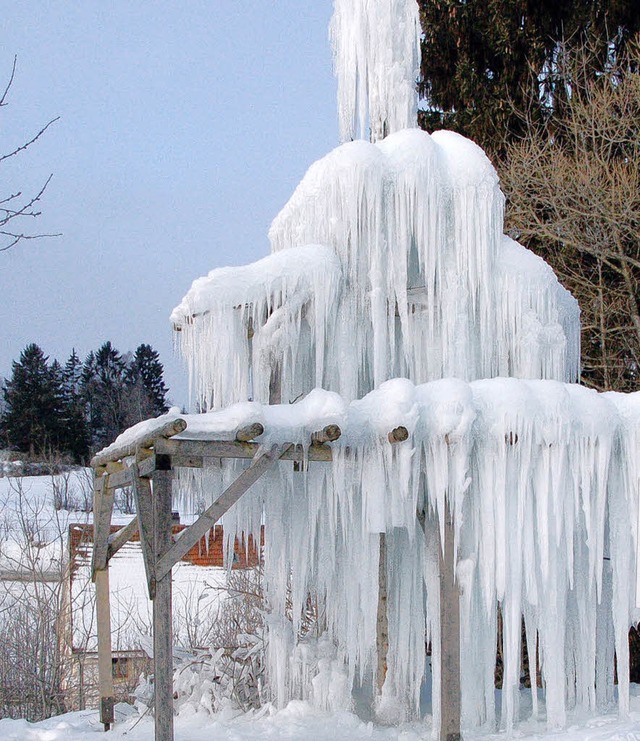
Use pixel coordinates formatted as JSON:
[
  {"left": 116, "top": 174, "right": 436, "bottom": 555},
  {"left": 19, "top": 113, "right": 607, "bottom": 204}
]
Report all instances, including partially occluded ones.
[{"left": 91, "top": 418, "right": 461, "bottom": 741}]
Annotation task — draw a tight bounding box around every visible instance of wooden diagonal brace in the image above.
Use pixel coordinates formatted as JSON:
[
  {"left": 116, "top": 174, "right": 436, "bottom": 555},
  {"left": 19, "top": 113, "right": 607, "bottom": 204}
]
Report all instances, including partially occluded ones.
[
  {"left": 107, "top": 517, "right": 139, "bottom": 560},
  {"left": 130, "top": 464, "right": 157, "bottom": 598},
  {"left": 91, "top": 475, "right": 115, "bottom": 578},
  {"left": 155, "top": 445, "right": 289, "bottom": 581}
]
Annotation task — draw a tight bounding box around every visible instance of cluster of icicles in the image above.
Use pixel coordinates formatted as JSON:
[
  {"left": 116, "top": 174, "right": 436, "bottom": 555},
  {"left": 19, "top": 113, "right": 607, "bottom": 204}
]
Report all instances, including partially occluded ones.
[
  {"left": 173, "top": 379, "right": 640, "bottom": 731},
  {"left": 167, "top": 0, "right": 630, "bottom": 732},
  {"left": 172, "top": 128, "right": 580, "bottom": 411},
  {"left": 330, "top": 0, "right": 421, "bottom": 143}
]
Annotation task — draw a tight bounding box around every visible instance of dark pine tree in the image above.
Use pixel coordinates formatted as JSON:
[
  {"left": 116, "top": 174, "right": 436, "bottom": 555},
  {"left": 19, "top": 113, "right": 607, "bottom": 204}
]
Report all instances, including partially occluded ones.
[
  {"left": 417, "top": 0, "right": 640, "bottom": 158},
  {"left": 61, "top": 349, "right": 91, "bottom": 462},
  {"left": 81, "top": 342, "right": 128, "bottom": 452},
  {"left": 126, "top": 344, "right": 169, "bottom": 421},
  {"left": 1, "top": 344, "right": 61, "bottom": 456}
]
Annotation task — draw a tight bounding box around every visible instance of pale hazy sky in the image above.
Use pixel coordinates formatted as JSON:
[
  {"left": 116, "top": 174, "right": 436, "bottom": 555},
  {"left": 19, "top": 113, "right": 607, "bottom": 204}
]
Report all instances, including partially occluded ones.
[{"left": 0, "top": 2, "right": 337, "bottom": 409}]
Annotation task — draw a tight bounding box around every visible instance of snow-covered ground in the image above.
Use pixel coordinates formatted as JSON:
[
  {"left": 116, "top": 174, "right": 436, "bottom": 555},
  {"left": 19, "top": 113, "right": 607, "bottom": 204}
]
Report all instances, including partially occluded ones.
[{"left": 3, "top": 698, "right": 640, "bottom": 741}]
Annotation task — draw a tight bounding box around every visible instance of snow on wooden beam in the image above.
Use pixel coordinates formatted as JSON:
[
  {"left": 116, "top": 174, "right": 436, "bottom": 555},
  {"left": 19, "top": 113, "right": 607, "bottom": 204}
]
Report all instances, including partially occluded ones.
[{"left": 91, "top": 418, "right": 187, "bottom": 468}]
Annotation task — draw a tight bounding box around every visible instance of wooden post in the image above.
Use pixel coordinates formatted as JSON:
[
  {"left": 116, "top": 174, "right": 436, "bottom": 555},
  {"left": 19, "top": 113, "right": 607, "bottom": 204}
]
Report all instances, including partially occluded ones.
[
  {"left": 95, "top": 567, "right": 114, "bottom": 730},
  {"left": 376, "top": 532, "right": 389, "bottom": 693},
  {"left": 93, "top": 473, "right": 115, "bottom": 731},
  {"left": 439, "top": 502, "right": 462, "bottom": 741},
  {"left": 269, "top": 361, "right": 282, "bottom": 405},
  {"left": 152, "top": 457, "right": 174, "bottom": 741}
]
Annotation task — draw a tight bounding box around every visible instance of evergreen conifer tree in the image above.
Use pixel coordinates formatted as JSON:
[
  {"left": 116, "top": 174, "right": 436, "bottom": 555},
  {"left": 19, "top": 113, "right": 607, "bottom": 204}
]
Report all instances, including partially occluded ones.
[
  {"left": 1, "top": 344, "right": 61, "bottom": 456},
  {"left": 82, "top": 342, "right": 128, "bottom": 451},
  {"left": 61, "top": 349, "right": 90, "bottom": 462},
  {"left": 127, "top": 344, "right": 169, "bottom": 418},
  {"left": 417, "top": 0, "right": 640, "bottom": 157}
]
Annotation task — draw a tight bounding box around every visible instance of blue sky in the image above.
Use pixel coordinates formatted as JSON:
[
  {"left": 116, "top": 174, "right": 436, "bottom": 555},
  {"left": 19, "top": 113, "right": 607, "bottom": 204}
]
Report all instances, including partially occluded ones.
[{"left": 0, "top": 2, "right": 337, "bottom": 408}]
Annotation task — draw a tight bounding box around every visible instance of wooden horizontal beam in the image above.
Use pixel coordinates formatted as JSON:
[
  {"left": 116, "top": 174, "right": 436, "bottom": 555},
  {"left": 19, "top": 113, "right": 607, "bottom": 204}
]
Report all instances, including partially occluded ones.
[
  {"left": 154, "top": 437, "right": 334, "bottom": 462},
  {"left": 102, "top": 455, "right": 156, "bottom": 489}
]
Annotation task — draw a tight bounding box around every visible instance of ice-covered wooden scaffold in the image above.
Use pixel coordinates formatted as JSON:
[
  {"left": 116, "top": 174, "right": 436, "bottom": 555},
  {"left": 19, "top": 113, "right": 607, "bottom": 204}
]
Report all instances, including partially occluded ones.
[{"left": 92, "top": 1, "right": 640, "bottom": 740}]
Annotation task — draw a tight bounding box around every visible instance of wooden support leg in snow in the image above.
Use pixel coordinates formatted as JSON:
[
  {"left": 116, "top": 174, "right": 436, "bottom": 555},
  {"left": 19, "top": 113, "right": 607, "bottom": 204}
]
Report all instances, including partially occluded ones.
[
  {"left": 152, "top": 458, "right": 174, "bottom": 741},
  {"left": 96, "top": 567, "right": 115, "bottom": 730},
  {"left": 439, "top": 502, "right": 462, "bottom": 741},
  {"left": 93, "top": 474, "right": 115, "bottom": 731}
]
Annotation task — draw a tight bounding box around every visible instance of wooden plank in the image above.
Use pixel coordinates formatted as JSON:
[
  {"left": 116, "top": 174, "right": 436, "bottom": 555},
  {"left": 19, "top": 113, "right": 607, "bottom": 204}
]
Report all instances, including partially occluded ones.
[
  {"left": 107, "top": 517, "right": 139, "bottom": 560},
  {"left": 439, "top": 501, "right": 461, "bottom": 741},
  {"left": 102, "top": 454, "right": 154, "bottom": 489},
  {"left": 155, "top": 437, "right": 333, "bottom": 462},
  {"left": 269, "top": 362, "right": 282, "bottom": 405},
  {"left": 91, "top": 418, "right": 187, "bottom": 467},
  {"left": 156, "top": 445, "right": 289, "bottom": 581},
  {"left": 152, "top": 466, "right": 175, "bottom": 741},
  {"left": 170, "top": 454, "right": 206, "bottom": 469},
  {"left": 95, "top": 567, "right": 115, "bottom": 730},
  {"left": 130, "top": 465, "right": 157, "bottom": 598},
  {"left": 388, "top": 426, "right": 409, "bottom": 443},
  {"left": 91, "top": 475, "right": 115, "bottom": 577},
  {"left": 0, "top": 569, "right": 63, "bottom": 582}
]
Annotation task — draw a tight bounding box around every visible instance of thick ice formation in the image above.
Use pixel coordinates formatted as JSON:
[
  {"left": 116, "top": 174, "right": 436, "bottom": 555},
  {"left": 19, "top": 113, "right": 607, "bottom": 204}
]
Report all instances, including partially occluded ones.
[
  {"left": 330, "top": 0, "right": 420, "bottom": 142},
  {"left": 175, "top": 129, "right": 579, "bottom": 411},
  {"left": 172, "top": 245, "right": 342, "bottom": 407},
  {"left": 169, "top": 117, "right": 590, "bottom": 736},
  {"left": 157, "top": 379, "right": 640, "bottom": 731},
  {"left": 165, "top": 2, "right": 636, "bottom": 734}
]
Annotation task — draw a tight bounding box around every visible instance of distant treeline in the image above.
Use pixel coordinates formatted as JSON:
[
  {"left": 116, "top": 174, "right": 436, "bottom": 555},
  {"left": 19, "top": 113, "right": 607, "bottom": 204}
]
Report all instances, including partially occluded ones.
[{"left": 0, "top": 342, "right": 169, "bottom": 463}]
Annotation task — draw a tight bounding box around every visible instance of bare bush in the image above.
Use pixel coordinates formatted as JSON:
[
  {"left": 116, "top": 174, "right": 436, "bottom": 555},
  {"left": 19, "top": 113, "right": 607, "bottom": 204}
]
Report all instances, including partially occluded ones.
[
  {"left": 51, "top": 468, "right": 93, "bottom": 513},
  {"left": 152, "top": 566, "right": 267, "bottom": 716},
  {"left": 114, "top": 485, "right": 135, "bottom": 515},
  {"left": 0, "top": 478, "right": 67, "bottom": 720}
]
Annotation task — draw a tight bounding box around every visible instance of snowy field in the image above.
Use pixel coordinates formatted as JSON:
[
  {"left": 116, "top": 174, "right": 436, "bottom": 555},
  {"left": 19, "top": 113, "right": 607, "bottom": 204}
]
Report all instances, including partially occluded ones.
[{"left": 3, "top": 697, "right": 640, "bottom": 741}]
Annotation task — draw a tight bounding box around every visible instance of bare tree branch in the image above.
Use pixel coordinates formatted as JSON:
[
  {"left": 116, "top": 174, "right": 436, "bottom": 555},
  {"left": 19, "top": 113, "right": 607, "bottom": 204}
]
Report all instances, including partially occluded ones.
[
  {"left": 501, "top": 36, "right": 640, "bottom": 392},
  {"left": 0, "top": 57, "right": 59, "bottom": 253}
]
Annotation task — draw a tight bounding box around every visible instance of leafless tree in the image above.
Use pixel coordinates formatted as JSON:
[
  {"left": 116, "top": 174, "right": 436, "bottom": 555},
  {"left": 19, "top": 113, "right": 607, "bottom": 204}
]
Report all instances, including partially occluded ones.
[
  {"left": 501, "top": 37, "right": 640, "bottom": 391},
  {"left": 0, "top": 57, "right": 59, "bottom": 253}
]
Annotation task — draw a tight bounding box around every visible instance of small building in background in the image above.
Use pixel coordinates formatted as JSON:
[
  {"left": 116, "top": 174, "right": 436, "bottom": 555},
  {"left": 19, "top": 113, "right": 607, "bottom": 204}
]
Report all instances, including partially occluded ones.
[{"left": 62, "top": 521, "right": 261, "bottom": 710}]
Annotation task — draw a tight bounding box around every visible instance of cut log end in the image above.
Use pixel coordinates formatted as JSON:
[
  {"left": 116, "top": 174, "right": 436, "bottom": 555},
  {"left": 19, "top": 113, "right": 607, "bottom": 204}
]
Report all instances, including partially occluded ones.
[
  {"left": 388, "top": 426, "right": 409, "bottom": 443},
  {"left": 236, "top": 422, "right": 265, "bottom": 442},
  {"left": 311, "top": 424, "right": 342, "bottom": 445},
  {"left": 167, "top": 418, "right": 188, "bottom": 436}
]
